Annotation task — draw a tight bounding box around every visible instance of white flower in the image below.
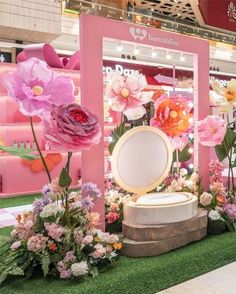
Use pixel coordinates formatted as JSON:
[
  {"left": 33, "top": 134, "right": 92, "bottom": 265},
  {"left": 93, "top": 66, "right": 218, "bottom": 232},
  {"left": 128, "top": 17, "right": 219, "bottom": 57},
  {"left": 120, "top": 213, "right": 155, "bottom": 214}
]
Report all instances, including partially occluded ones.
[
  {"left": 10, "top": 241, "right": 21, "bottom": 251},
  {"left": 227, "top": 79, "right": 236, "bottom": 91},
  {"left": 40, "top": 203, "right": 64, "bottom": 219},
  {"left": 105, "top": 234, "right": 119, "bottom": 244},
  {"left": 71, "top": 261, "right": 88, "bottom": 277},
  {"left": 180, "top": 168, "right": 188, "bottom": 177},
  {"left": 200, "top": 192, "right": 213, "bottom": 207},
  {"left": 190, "top": 172, "right": 199, "bottom": 183},
  {"left": 208, "top": 210, "right": 222, "bottom": 221}
]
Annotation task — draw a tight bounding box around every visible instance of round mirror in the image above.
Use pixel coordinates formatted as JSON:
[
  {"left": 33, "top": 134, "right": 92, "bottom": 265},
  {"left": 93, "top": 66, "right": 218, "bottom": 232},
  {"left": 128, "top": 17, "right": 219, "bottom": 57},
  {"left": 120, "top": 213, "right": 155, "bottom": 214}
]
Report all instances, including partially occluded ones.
[{"left": 111, "top": 126, "right": 173, "bottom": 194}]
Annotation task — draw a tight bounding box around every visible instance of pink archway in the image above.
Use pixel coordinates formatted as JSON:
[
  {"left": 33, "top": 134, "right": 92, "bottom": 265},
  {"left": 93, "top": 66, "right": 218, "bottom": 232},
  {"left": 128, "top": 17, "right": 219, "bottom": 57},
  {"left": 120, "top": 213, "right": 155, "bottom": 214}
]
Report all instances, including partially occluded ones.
[{"left": 79, "top": 14, "right": 209, "bottom": 229}]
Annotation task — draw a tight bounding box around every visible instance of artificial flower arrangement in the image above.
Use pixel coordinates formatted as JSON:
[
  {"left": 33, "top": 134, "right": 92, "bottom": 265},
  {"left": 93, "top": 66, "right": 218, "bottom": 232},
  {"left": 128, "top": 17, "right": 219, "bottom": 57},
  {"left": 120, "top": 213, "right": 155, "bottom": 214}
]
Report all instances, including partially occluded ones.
[
  {"left": 197, "top": 108, "right": 236, "bottom": 233},
  {"left": 104, "top": 180, "right": 131, "bottom": 233},
  {"left": 0, "top": 58, "right": 122, "bottom": 284}
]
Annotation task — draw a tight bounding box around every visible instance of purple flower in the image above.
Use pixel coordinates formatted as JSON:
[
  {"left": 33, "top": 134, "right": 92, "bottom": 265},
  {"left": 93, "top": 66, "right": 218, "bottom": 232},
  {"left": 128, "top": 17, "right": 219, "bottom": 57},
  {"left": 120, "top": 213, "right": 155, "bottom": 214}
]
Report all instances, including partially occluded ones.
[
  {"left": 42, "top": 184, "right": 52, "bottom": 196},
  {"left": 33, "top": 190, "right": 52, "bottom": 214},
  {"left": 42, "top": 104, "right": 101, "bottom": 152},
  {"left": 223, "top": 203, "right": 236, "bottom": 221},
  {"left": 3, "top": 57, "right": 75, "bottom": 117},
  {"left": 81, "top": 182, "right": 101, "bottom": 199},
  {"left": 81, "top": 196, "right": 94, "bottom": 210}
]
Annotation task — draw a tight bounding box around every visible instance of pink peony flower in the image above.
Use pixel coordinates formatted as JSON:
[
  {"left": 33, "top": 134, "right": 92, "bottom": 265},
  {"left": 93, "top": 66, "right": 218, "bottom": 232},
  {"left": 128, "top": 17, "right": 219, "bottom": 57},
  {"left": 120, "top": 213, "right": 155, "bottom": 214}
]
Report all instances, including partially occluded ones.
[
  {"left": 64, "top": 251, "right": 76, "bottom": 263},
  {"left": 197, "top": 115, "right": 226, "bottom": 147},
  {"left": 106, "top": 70, "right": 152, "bottom": 120},
  {"left": 57, "top": 261, "right": 66, "bottom": 273},
  {"left": 110, "top": 203, "right": 119, "bottom": 211},
  {"left": 27, "top": 234, "right": 48, "bottom": 252},
  {"left": 200, "top": 192, "right": 213, "bottom": 207},
  {"left": 43, "top": 104, "right": 101, "bottom": 152},
  {"left": 106, "top": 211, "right": 120, "bottom": 224},
  {"left": 60, "top": 269, "right": 72, "bottom": 279},
  {"left": 10, "top": 241, "right": 21, "bottom": 251},
  {"left": 82, "top": 235, "right": 93, "bottom": 245},
  {"left": 91, "top": 244, "right": 106, "bottom": 258},
  {"left": 3, "top": 58, "right": 74, "bottom": 117},
  {"left": 44, "top": 223, "right": 65, "bottom": 242}
]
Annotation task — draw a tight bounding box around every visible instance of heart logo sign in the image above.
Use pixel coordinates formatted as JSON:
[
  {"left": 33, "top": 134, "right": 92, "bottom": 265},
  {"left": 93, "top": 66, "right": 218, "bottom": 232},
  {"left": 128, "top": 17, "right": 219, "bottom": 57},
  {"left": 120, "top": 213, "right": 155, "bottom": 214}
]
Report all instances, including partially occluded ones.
[{"left": 129, "top": 27, "right": 147, "bottom": 41}]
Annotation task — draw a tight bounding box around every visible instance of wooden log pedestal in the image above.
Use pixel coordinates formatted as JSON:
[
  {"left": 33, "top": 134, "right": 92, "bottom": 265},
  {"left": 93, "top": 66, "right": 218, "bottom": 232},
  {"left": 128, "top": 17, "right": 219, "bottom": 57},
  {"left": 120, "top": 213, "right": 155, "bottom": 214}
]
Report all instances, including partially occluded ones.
[{"left": 122, "top": 209, "right": 208, "bottom": 257}]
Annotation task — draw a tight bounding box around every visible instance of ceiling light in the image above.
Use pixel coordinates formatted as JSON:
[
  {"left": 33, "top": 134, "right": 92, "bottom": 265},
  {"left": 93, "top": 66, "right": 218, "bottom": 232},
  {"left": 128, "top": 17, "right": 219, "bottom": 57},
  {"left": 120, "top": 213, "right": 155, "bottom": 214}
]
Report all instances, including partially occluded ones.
[
  {"left": 166, "top": 52, "right": 172, "bottom": 60},
  {"left": 180, "top": 54, "right": 186, "bottom": 62},
  {"left": 116, "top": 44, "right": 123, "bottom": 52},
  {"left": 214, "top": 49, "right": 232, "bottom": 60},
  {"left": 134, "top": 47, "right": 140, "bottom": 55},
  {"left": 151, "top": 50, "right": 157, "bottom": 58}
]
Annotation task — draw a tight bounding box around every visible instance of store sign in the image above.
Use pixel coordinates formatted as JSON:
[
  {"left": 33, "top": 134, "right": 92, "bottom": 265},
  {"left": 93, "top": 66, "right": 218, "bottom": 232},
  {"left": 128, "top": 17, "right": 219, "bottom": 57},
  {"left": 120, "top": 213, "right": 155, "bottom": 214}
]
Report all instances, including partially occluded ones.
[
  {"left": 199, "top": 0, "right": 236, "bottom": 32},
  {"left": 227, "top": 1, "right": 236, "bottom": 22},
  {"left": 103, "top": 64, "right": 135, "bottom": 76},
  {"left": 129, "top": 26, "right": 180, "bottom": 46},
  {"left": 154, "top": 74, "right": 178, "bottom": 86}
]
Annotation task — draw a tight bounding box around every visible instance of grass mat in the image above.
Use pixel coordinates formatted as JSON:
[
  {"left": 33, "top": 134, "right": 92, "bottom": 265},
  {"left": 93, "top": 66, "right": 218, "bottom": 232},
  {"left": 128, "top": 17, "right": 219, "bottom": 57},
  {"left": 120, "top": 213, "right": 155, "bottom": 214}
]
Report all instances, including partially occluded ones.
[
  {"left": 0, "top": 194, "right": 39, "bottom": 208},
  {"left": 0, "top": 232, "right": 236, "bottom": 294}
]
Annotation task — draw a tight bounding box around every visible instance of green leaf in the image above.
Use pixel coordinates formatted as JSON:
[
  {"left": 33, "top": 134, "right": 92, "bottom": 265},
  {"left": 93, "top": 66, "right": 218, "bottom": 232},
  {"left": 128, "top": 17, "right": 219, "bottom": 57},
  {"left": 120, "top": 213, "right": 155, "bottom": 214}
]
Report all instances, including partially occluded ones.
[
  {"left": 90, "top": 266, "right": 99, "bottom": 278},
  {"left": 172, "top": 144, "right": 192, "bottom": 163},
  {"left": 108, "top": 121, "right": 128, "bottom": 154},
  {"left": 215, "top": 128, "right": 236, "bottom": 162},
  {"left": 0, "top": 145, "right": 37, "bottom": 160},
  {"left": 59, "top": 168, "right": 72, "bottom": 187},
  {"left": 41, "top": 251, "right": 50, "bottom": 277}
]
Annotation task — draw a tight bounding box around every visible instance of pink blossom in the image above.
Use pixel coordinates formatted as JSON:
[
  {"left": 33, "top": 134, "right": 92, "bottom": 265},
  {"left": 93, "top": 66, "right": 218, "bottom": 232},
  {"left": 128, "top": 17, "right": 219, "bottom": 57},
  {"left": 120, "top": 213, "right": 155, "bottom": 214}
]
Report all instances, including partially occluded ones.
[
  {"left": 27, "top": 234, "right": 48, "bottom": 252},
  {"left": 82, "top": 235, "right": 93, "bottom": 245},
  {"left": 106, "top": 245, "right": 113, "bottom": 253},
  {"left": 209, "top": 160, "right": 224, "bottom": 183},
  {"left": 64, "top": 251, "right": 76, "bottom": 263},
  {"left": 200, "top": 192, "right": 213, "bottom": 207},
  {"left": 224, "top": 203, "right": 236, "bottom": 220},
  {"left": 43, "top": 104, "right": 101, "bottom": 152},
  {"left": 91, "top": 244, "right": 106, "bottom": 258},
  {"left": 106, "top": 211, "right": 120, "bottom": 224},
  {"left": 60, "top": 269, "right": 72, "bottom": 279},
  {"left": 44, "top": 223, "right": 65, "bottom": 242},
  {"left": 197, "top": 115, "right": 226, "bottom": 147},
  {"left": 57, "top": 261, "right": 66, "bottom": 273},
  {"left": 106, "top": 70, "right": 152, "bottom": 120},
  {"left": 110, "top": 203, "right": 119, "bottom": 211},
  {"left": 104, "top": 234, "right": 119, "bottom": 244},
  {"left": 87, "top": 212, "right": 100, "bottom": 229},
  {"left": 10, "top": 241, "right": 21, "bottom": 251},
  {"left": 210, "top": 181, "right": 226, "bottom": 195},
  {"left": 24, "top": 220, "right": 33, "bottom": 230},
  {"left": 3, "top": 58, "right": 74, "bottom": 117}
]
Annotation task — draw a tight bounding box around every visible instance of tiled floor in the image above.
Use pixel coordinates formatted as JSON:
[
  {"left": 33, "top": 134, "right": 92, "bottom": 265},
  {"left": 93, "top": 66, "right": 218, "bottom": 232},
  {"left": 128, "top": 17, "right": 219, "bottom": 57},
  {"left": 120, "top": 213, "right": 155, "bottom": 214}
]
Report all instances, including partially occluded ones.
[
  {"left": 157, "top": 262, "right": 236, "bottom": 293},
  {"left": 0, "top": 204, "right": 32, "bottom": 227}
]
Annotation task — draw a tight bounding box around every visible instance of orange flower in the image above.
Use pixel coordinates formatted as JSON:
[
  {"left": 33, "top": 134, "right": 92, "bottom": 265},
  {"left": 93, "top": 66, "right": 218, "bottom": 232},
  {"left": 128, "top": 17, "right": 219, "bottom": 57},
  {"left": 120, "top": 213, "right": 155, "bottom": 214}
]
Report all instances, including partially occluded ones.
[
  {"left": 16, "top": 214, "right": 22, "bottom": 223},
  {"left": 224, "top": 89, "right": 236, "bottom": 102},
  {"left": 48, "top": 242, "right": 57, "bottom": 251},
  {"left": 113, "top": 242, "right": 122, "bottom": 250},
  {"left": 150, "top": 95, "right": 192, "bottom": 137},
  {"left": 216, "top": 194, "right": 227, "bottom": 207}
]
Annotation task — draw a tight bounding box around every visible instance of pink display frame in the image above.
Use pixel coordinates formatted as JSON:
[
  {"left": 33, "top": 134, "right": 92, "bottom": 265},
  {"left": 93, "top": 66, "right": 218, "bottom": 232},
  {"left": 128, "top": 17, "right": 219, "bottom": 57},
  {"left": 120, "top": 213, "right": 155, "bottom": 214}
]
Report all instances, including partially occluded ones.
[{"left": 79, "top": 14, "right": 209, "bottom": 229}]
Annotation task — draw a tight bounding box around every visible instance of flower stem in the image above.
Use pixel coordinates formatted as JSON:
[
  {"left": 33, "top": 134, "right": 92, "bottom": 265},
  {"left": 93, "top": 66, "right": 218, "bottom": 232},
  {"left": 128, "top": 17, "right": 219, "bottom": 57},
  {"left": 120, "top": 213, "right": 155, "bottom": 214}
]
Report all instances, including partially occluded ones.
[{"left": 29, "top": 116, "right": 51, "bottom": 183}]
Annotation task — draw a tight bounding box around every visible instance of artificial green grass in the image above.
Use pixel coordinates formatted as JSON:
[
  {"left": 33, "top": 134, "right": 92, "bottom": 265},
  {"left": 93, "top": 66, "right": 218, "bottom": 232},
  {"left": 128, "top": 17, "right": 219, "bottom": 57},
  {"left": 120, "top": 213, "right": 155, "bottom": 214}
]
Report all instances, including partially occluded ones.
[
  {"left": 0, "top": 194, "right": 39, "bottom": 209},
  {"left": 0, "top": 232, "right": 236, "bottom": 294}
]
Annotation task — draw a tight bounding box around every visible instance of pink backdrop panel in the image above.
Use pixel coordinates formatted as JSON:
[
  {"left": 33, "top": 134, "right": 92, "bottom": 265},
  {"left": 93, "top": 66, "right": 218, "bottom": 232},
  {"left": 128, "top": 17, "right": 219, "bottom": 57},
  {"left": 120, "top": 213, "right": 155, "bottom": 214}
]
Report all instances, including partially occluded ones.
[{"left": 79, "top": 14, "right": 210, "bottom": 229}]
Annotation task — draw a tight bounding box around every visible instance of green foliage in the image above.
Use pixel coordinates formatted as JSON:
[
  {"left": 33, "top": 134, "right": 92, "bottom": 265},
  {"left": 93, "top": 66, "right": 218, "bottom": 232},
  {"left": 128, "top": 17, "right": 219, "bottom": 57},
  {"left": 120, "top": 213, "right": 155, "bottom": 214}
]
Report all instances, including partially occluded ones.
[
  {"left": 41, "top": 252, "right": 51, "bottom": 277},
  {"left": 89, "top": 266, "right": 99, "bottom": 278},
  {"left": 172, "top": 144, "right": 192, "bottom": 162},
  {"left": 59, "top": 168, "right": 72, "bottom": 187},
  {"left": 215, "top": 128, "right": 236, "bottom": 162},
  {"left": 108, "top": 122, "right": 128, "bottom": 154},
  {"left": 0, "top": 145, "right": 37, "bottom": 161}
]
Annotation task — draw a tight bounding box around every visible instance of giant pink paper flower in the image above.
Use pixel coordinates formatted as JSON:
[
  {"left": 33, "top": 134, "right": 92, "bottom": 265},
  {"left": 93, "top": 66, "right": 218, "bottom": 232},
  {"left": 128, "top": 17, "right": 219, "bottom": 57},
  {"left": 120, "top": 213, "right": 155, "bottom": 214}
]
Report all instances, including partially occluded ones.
[
  {"left": 43, "top": 103, "right": 101, "bottom": 152},
  {"left": 106, "top": 70, "right": 153, "bottom": 120},
  {"left": 3, "top": 57, "right": 75, "bottom": 117},
  {"left": 197, "top": 115, "right": 226, "bottom": 147}
]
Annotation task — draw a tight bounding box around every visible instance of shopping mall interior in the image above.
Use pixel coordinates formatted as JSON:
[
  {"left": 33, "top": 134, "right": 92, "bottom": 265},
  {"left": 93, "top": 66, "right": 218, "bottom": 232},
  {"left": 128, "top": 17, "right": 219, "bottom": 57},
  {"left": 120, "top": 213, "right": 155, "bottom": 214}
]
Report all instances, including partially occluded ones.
[{"left": 0, "top": 1, "right": 236, "bottom": 293}]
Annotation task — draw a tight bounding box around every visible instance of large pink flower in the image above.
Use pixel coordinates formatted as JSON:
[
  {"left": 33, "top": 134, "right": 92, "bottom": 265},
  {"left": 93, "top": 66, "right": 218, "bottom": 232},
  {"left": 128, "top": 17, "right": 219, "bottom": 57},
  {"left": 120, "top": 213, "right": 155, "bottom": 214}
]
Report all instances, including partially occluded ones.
[
  {"left": 3, "top": 58, "right": 75, "bottom": 116},
  {"left": 197, "top": 115, "right": 226, "bottom": 147},
  {"left": 106, "top": 70, "right": 153, "bottom": 120},
  {"left": 43, "top": 103, "right": 101, "bottom": 152}
]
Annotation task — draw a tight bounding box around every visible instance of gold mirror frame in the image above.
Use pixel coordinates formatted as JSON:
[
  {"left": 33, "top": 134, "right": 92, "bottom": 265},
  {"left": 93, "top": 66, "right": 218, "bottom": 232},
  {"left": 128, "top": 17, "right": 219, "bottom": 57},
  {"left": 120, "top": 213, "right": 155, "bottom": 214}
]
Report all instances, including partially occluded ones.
[{"left": 111, "top": 126, "right": 173, "bottom": 194}]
